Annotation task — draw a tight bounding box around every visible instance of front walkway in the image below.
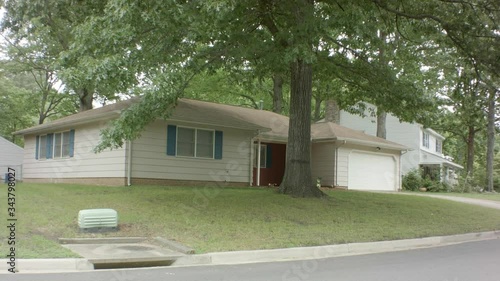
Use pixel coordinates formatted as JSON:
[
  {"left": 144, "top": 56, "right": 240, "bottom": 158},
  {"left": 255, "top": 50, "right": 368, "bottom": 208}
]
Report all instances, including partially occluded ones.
[{"left": 399, "top": 192, "right": 500, "bottom": 210}]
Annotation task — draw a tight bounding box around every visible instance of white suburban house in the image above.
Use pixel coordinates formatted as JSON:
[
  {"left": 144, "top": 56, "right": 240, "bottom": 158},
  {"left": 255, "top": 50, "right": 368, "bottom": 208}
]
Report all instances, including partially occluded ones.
[
  {"left": 339, "top": 103, "right": 463, "bottom": 184},
  {"left": 0, "top": 136, "right": 24, "bottom": 180}
]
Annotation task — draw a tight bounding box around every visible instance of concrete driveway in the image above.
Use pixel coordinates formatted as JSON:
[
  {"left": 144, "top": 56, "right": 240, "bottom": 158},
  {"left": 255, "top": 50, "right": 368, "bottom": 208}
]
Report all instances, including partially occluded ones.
[{"left": 398, "top": 192, "right": 500, "bottom": 210}]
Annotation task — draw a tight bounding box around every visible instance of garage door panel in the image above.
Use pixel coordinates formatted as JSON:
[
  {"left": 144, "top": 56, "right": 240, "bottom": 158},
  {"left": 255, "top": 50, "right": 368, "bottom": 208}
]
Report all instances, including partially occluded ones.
[{"left": 348, "top": 151, "right": 397, "bottom": 191}]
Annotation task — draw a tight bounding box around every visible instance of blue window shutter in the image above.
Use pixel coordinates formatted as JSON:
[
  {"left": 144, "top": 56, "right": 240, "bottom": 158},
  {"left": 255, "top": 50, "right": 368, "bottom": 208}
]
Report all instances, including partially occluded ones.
[
  {"left": 35, "top": 136, "right": 39, "bottom": 160},
  {"left": 167, "top": 125, "right": 177, "bottom": 156},
  {"left": 214, "top": 131, "right": 223, "bottom": 159},
  {"left": 266, "top": 145, "right": 272, "bottom": 168},
  {"left": 46, "top": 133, "right": 54, "bottom": 159},
  {"left": 69, "top": 129, "right": 75, "bottom": 157}
]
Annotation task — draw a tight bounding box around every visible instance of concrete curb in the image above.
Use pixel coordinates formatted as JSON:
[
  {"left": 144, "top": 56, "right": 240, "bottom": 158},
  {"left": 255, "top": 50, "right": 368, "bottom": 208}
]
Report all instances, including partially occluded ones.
[
  {"left": 2, "top": 231, "right": 499, "bottom": 273},
  {"left": 0, "top": 259, "right": 94, "bottom": 273},
  {"left": 171, "top": 230, "right": 500, "bottom": 267}
]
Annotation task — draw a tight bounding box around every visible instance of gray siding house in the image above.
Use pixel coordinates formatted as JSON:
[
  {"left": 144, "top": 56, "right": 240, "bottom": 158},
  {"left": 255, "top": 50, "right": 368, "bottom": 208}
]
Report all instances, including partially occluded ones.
[{"left": 15, "top": 98, "right": 408, "bottom": 191}]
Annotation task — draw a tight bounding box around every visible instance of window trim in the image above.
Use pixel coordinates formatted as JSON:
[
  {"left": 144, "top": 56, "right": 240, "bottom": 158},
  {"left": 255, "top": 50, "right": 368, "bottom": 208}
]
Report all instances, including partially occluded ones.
[{"left": 175, "top": 126, "right": 215, "bottom": 159}]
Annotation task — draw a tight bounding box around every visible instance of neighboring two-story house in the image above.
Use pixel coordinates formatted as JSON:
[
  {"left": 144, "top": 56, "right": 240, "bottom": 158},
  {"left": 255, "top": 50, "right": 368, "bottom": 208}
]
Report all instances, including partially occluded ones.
[{"left": 338, "top": 104, "right": 463, "bottom": 185}]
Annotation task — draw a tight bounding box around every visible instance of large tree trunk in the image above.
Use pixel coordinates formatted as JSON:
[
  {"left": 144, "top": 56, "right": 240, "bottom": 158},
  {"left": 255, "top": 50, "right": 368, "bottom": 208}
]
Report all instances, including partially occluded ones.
[
  {"left": 376, "top": 110, "right": 387, "bottom": 139},
  {"left": 466, "top": 126, "right": 476, "bottom": 177},
  {"left": 79, "top": 87, "right": 94, "bottom": 111},
  {"left": 272, "top": 74, "right": 283, "bottom": 114},
  {"left": 486, "top": 90, "right": 496, "bottom": 192},
  {"left": 279, "top": 59, "right": 324, "bottom": 197},
  {"left": 324, "top": 99, "right": 340, "bottom": 123}
]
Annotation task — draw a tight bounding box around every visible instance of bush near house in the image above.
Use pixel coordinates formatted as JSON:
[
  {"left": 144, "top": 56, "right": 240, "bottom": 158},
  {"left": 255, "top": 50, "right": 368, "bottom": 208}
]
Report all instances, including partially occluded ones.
[
  {"left": 402, "top": 169, "right": 423, "bottom": 191},
  {"left": 402, "top": 169, "right": 452, "bottom": 192}
]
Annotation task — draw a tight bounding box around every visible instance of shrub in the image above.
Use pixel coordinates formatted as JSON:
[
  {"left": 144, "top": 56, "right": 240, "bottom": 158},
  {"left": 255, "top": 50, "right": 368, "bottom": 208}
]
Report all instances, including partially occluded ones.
[
  {"left": 402, "top": 170, "right": 422, "bottom": 191},
  {"left": 427, "top": 181, "right": 452, "bottom": 192},
  {"left": 452, "top": 176, "right": 483, "bottom": 193}
]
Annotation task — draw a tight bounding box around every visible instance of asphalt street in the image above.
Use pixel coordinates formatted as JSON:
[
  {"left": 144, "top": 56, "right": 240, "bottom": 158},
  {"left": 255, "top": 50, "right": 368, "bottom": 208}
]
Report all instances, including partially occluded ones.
[{"left": 5, "top": 239, "right": 500, "bottom": 281}]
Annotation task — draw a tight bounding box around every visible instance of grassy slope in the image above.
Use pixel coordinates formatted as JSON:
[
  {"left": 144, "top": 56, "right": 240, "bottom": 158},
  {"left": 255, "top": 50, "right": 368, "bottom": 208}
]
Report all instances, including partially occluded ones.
[{"left": 2, "top": 183, "right": 500, "bottom": 258}]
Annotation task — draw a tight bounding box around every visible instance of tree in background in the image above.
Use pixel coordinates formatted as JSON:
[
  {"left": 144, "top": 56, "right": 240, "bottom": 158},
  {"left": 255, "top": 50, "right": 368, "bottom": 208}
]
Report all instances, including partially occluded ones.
[
  {"left": 0, "top": 73, "right": 36, "bottom": 145},
  {"left": 0, "top": 0, "right": 120, "bottom": 111}
]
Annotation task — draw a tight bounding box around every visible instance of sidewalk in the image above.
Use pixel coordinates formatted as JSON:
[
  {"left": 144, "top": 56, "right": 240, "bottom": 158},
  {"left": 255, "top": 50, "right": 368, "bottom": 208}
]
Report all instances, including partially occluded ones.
[{"left": 2, "top": 231, "right": 499, "bottom": 273}]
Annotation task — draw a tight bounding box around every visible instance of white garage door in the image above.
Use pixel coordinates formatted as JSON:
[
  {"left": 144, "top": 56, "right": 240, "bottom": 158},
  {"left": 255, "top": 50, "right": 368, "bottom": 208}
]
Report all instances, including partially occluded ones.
[{"left": 348, "top": 151, "right": 397, "bottom": 191}]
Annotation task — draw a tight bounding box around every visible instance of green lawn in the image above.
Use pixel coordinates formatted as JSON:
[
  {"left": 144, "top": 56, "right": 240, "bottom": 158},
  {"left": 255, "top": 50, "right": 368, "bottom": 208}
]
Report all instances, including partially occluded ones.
[
  {"left": 2, "top": 183, "right": 500, "bottom": 258},
  {"left": 429, "top": 192, "right": 500, "bottom": 202}
]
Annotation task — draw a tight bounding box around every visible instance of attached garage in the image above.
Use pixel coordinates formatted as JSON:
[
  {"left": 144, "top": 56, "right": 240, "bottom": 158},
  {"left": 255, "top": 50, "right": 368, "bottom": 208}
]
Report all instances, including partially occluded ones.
[{"left": 348, "top": 151, "right": 398, "bottom": 191}]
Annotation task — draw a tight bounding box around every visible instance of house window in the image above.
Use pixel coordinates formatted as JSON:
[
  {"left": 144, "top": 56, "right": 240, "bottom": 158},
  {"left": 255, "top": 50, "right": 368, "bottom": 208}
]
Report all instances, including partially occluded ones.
[
  {"left": 36, "top": 130, "right": 75, "bottom": 160},
  {"left": 254, "top": 144, "right": 267, "bottom": 168},
  {"left": 53, "top": 131, "right": 71, "bottom": 158},
  {"left": 167, "top": 125, "right": 222, "bottom": 159},
  {"left": 436, "top": 139, "right": 442, "bottom": 153},
  {"left": 422, "top": 132, "right": 430, "bottom": 148},
  {"left": 176, "top": 127, "right": 214, "bottom": 158},
  {"left": 177, "top": 127, "right": 196, "bottom": 157},
  {"left": 39, "top": 135, "right": 47, "bottom": 160}
]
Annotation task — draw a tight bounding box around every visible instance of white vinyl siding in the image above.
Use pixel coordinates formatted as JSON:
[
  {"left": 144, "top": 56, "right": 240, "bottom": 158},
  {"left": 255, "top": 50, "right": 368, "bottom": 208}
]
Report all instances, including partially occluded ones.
[
  {"left": 311, "top": 142, "right": 335, "bottom": 187},
  {"left": 22, "top": 123, "right": 126, "bottom": 180},
  {"left": 132, "top": 120, "right": 253, "bottom": 183}
]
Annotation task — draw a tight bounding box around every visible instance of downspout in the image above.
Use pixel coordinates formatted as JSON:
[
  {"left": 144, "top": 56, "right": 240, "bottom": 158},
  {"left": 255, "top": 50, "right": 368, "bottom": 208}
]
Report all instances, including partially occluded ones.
[
  {"left": 257, "top": 138, "right": 261, "bottom": 187},
  {"left": 127, "top": 140, "right": 132, "bottom": 186},
  {"left": 335, "top": 140, "right": 347, "bottom": 186}
]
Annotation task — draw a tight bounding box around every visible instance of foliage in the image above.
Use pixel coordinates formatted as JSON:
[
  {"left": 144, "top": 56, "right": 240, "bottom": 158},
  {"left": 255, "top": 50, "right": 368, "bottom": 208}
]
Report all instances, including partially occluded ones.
[
  {"left": 426, "top": 181, "right": 452, "bottom": 193},
  {"left": 0, "top": 0, "right": 115, "bottom": 110},
  {"left": 0, "top": 72, "right": 38, "bottom": 145},
  {"left": 402, "top": 169, "right": 423, "bottom": 191},
  {"left": 452, "top": 175, "right": 484, "bottom": 193}
]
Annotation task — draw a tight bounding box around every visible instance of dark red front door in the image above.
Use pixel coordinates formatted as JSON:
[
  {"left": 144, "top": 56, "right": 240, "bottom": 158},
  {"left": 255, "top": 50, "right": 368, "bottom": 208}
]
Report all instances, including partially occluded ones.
[{"left": 252, "top": 142, "right": 286, "bottom": 186}]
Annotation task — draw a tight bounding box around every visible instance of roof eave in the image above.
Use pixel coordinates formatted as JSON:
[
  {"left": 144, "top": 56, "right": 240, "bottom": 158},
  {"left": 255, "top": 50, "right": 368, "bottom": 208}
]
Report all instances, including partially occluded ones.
[
  {"left": 14, "top": 112, "right": 119, "bottom": 135},
  {"left": 337, "top": 137, "right": 409, "bottom": 151}
]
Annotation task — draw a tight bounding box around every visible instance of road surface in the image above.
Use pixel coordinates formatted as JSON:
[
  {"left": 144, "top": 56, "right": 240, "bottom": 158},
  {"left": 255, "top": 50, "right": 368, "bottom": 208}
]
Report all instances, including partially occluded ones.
[{"left": 5, "top": 239, "right": 500, "bottom": 281}]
